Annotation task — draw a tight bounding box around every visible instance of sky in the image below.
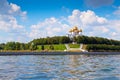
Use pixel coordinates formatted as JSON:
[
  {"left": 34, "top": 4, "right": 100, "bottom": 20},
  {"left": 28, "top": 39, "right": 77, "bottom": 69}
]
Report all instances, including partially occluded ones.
[{"left": 0, "top": 0, "right": 120, "bottom": 43}]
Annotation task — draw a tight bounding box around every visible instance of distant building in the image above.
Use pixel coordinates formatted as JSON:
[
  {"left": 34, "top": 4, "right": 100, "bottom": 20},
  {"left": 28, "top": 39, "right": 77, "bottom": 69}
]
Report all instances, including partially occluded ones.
[
  {"left": 68, "top": 26, "right": 82, "bottom": 44},
  {"left": 68, "top": 26, "right": 82, "bottom": 38}
]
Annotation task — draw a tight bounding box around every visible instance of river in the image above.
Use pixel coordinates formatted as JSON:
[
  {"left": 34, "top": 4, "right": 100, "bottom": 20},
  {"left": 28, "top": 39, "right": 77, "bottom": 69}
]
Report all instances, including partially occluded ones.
[{"left": 0, "top": 53, "right": 120, "bottom": 80}]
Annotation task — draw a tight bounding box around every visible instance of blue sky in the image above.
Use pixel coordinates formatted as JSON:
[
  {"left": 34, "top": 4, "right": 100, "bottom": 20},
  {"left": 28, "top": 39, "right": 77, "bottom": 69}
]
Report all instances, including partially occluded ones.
[{"left": 0, "top": 0, "right": 120, "bottom": 43}]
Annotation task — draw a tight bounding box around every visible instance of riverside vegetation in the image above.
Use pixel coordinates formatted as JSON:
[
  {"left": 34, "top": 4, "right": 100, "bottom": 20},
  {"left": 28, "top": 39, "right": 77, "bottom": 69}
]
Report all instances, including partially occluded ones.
[{"left": 0, "top": 36, "right": 120, "bottom": 52}]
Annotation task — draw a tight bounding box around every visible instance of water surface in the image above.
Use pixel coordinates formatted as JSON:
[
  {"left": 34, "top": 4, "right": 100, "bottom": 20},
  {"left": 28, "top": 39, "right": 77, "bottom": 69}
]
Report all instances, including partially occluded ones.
[{"left": 0, "top": 53, "right": 120, "bottom": 80}]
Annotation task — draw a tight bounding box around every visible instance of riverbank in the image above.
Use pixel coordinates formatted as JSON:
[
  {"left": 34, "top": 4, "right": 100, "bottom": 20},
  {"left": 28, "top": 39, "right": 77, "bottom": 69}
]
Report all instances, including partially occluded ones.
[{"left": 0, "top": 52, "right": 120, "bottom": 55}]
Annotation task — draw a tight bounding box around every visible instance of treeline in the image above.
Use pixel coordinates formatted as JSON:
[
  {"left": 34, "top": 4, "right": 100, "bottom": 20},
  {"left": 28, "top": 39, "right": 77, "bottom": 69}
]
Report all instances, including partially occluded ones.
[
  {"left": 31, "top": 35, "right": 120, "bottom": 45},
  {"left": 30, "top": 36, "right": 70, "bottom": 45},
  {"left": 76, "top": 36, "right": 120, "bottom": 45},
  {"left": 0, "top": 35, "right": 120, "bottom": 51},
  {"left": 87, "top": 44, "right": 120, "bottom": 52},
  {"left": 0, "top": 42, "right": 30, "bottom": 50},
  {"left": 0, "top": 36, "right": 70, "bottom": 50}
]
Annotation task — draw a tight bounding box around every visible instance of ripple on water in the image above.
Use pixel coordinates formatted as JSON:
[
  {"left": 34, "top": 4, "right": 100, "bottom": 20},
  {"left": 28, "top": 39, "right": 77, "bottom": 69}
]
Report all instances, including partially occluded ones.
[
  {"left": 16, "top": 72, "right": 57, "bottom": 80},
  {"left": 0, "top": 54, "right": 120, "bottom": 80},
  {"left": 94, "top": 76, "right": 119, "bottom": 80}
]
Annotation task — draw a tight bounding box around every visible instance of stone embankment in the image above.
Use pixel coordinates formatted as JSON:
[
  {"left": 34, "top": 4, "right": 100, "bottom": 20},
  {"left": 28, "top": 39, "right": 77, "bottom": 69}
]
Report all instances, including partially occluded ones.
[
  {"left": 0, "top": 52, "right": 120, "bottom": 55},
  {"left": 64, "top": 44, "right": 88, "bottom": 52}
]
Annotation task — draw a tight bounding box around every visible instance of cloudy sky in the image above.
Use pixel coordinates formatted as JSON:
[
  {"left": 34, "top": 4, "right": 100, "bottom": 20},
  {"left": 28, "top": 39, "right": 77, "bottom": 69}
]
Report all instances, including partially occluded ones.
[{"left": 0, "top": 0, "right": 120, "bottom": 43}]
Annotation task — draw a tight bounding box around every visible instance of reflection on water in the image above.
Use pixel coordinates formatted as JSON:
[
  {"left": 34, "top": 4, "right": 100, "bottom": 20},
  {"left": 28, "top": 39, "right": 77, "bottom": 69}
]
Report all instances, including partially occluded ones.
[{"left": 0, "top": 53, "right": 120, "bottom": 80}]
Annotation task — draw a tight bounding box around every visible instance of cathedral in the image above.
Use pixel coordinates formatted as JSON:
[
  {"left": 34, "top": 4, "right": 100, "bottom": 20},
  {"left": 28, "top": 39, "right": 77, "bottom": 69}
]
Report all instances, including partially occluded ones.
[{"left": 68, "top": 26, "right": 82, "bottom": 38}]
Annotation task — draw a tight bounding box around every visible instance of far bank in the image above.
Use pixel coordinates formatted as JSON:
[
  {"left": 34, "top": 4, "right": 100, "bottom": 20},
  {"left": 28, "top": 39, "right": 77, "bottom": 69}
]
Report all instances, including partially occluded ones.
[{"left": 0, "top": 52, "right": 120, "bottom": 56}]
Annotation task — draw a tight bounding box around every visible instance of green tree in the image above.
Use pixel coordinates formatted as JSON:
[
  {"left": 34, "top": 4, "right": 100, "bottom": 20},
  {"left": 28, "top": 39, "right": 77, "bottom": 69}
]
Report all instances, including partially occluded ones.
[
  {"left": 59, "top": 36, "right": 70, "bottom": 44},
  {"left": 0, "top": 43, "right": 5, "bottom": 50},
  {"left": 4, "top": 42, "right": 16, "bottom": 50},
  {"left": 41, "top": 45, "right": 44, "bottom": 50},
  {"left": 30, "top": 42, "right": 37, "bottom": 50},
  {"left": 15, "top": 42, "right": 21, "bottom": 50},
  {"left": 49, "top": 45, "right": 54, "bottom": 50}
]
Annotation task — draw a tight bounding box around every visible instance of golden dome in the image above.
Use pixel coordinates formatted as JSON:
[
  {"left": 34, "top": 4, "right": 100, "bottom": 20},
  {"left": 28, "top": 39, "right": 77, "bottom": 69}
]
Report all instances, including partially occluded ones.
[
  {"left": 69, "top": 29, "right": 73, "bottom": 33},
  {"left": 73, "top": 26, "right": 78, "bottom": 30},
  {"left": 69, "top": 26, "right": 82, "bottom": 33}
]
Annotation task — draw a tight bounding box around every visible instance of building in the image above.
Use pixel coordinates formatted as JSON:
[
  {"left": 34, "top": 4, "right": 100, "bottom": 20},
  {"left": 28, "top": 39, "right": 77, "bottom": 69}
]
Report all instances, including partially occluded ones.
[
  {"left": 68, "top": 26, "right": 83, "bottom": 44},
  {"left": 68, "top": 26, "right": 82, "bottom": 37}
]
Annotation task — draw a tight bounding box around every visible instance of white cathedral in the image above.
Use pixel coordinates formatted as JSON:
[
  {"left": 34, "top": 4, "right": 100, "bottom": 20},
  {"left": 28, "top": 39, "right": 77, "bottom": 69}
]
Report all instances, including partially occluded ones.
[{"left": 68, "top": 26, "right": 82, "bottom": 38}]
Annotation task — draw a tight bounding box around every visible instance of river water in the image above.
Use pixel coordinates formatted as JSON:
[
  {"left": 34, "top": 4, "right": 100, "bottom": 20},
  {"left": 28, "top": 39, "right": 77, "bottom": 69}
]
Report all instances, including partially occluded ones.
[{"left": 0, "top": 53, "right": 120, "bottom": 80}]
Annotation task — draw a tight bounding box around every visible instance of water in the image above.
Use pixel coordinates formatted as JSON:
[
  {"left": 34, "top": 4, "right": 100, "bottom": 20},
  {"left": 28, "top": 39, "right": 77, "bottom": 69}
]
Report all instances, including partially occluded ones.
[{"left": 0, "top": 53, "right": 120, "bottom": 80}]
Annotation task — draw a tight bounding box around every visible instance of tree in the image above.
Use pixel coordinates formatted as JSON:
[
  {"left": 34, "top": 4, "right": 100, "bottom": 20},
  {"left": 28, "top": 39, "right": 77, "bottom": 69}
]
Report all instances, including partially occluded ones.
[
  {"left": 30, "top": 42, "right": 37, "bottom": 50},
  {"left": 49, "top": 45, "right": 54, "bottom": 50},
  {"left": 41, "top": 45, "right": 44, "bottom": 50},
  {"left": 0, "top": 43, "right": 5, "bottom": 50},
  {"left": 15, "top": 42, "right": 21, "bottom": 50},
  {"left": 4, "top": 42, "right": 16, "bottom": 50},
  {"left": 59, "top": 36, "right": 70, "bottom": 44}
]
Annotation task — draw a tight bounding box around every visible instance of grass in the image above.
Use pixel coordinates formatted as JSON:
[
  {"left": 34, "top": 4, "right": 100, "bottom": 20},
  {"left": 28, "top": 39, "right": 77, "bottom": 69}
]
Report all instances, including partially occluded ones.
[
  {"left": 37, "top": 44, "right": 87, "bottom": 51},
  {"left": 37, "top": 44, "right": 66, "bottom": 51},
  {"left": 68, "top": 44, "right": 80, "bottom": 48},
  {"left": 0, "top": 44, "right": 87, "bottom": 52}
]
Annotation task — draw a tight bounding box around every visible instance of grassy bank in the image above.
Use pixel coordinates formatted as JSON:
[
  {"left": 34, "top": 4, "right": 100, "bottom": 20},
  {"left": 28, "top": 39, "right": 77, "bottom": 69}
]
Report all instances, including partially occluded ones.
[
  {"left": 1, "top": 44, "right": 120, "bottom": 52},
  {"left": 68, "top": 44, "right": 80, "bottom": 48},
  {"left": 37, "top": 44, "right": 66, "bottom": 51}
]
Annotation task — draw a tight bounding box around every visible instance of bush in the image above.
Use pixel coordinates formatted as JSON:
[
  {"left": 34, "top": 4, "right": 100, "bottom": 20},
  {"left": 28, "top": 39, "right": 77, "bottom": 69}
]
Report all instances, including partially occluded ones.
[{"left": 87, "top": 44, "right": 120, "bottom": 52}]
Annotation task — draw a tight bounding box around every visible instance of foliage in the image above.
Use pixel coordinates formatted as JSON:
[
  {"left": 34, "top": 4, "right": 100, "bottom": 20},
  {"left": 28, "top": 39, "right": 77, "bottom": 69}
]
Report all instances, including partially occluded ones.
[
  {"left": 41, "top": 45, "right": 44, "bottom": 50},
  {"left": 49, "top": 45, "right": 54, "bottom": 50},
  {"left": 86, "top": 44, "right": 120, "bottom": 51},
  {"left": 3, "top": 42, "right": 29, "bottom": 50},
  {"left": 4, "top": 42, "right": 16, "bottom": 50},
  {"left": 31, "top": 36, "right": 70, "bottom": 45},
  {"left": 29, "top": 42, "right": 37, "bottom": 50},
  {"left": 0, "top": 43, "right": 5, "bottom": 50},
  {"left": 76, "top": 36, "right": 120, "bottom": 45},
  {"left": 0, "top": 35, "right": 120, "bottom": 51}
]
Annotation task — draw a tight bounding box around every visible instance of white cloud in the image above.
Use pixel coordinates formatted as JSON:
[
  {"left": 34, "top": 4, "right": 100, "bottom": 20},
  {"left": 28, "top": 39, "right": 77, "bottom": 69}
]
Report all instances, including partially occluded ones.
[
  {"left": 0, "top": 14, "right": 29, "bottom": 42},
  {"left": 68, "top": 10, "right": 107, "bottom": 26},
  {"left": 0, "top": 0, "right": 26, "bottom": 17},
  {"left": 28, "top": 9, "right": 120, "bottom": 40},
  {"left": 94, "top": 26, "right": 109, "bottom": 33},
  {"left": 0, "top": 0, "right": 28, "bottom": 42},
  {"left": 108, "top": 20, "right": 120, "bottom": 32},
  {"left": 29, "top": 17, "right": 70, "bottom": 39},
  {"left": 110, "top": 32, "right": 119, "bottom": 40},
  {"left": 68, "top": 9, "right": 120, "bottom": 40},
  {"left": 111, "top": 32, "right": 117, "bottom": 36},
  {"left": 0, "top": 0, "right": 27, "bottom": 30},
  {"left": 9, "top": 3, "right": 20, "bottom": 12},
  {"left": 0, "top": 15, "right": 23, "bottom": 32},
  {"left": 0, "top": 1, "right": 120, "bottom": 43}
]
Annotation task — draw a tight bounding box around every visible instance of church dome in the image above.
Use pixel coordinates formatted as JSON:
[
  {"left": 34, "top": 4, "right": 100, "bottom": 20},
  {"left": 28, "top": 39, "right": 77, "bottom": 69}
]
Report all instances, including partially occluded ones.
[
  {"left": 69, "top": 29, "right": 73, "bottom": 33},
  {"left": 73, "top": 26, "right": 78, "bottom": 30}
]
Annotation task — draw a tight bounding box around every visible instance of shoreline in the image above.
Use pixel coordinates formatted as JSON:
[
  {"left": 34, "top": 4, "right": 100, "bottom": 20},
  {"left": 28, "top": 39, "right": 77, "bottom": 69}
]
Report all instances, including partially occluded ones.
[{"left": 0, "top": 51, "right": 120, "bottom": 55}]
